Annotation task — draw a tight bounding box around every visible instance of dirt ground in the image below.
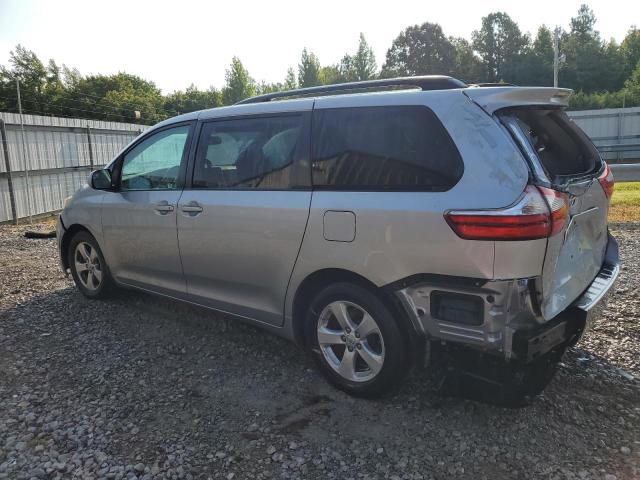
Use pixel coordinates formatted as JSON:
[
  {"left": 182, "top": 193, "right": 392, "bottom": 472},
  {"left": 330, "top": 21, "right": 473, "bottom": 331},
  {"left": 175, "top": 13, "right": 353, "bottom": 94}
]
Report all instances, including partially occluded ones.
[{"left": 0, "top": 220, "right": 638, "bottom": 480}]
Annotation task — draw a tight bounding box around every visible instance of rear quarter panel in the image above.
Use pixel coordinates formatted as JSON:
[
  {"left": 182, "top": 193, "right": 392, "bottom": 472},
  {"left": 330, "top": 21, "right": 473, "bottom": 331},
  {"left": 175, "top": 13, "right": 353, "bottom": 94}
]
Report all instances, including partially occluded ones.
[{"left": 284, "top": 90, "right": 531, "bottom": 328}]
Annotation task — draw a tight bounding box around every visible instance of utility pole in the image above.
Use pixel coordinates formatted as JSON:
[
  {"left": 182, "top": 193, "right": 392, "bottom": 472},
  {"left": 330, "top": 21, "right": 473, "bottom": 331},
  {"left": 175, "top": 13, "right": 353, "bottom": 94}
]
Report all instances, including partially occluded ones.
[
  {"left": 16, "top": 79, "right": 33, "bottom": 225},
  {"left": 553, "top": 27, "right": 560, "bottom": 88},
  {"left": 552, "top": 27, "right": 566, "bottom": 88}
]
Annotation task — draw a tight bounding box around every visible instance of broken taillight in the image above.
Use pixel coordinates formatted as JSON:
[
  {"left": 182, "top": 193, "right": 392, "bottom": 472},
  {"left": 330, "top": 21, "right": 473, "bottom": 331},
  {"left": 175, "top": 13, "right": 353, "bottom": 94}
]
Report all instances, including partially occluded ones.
[
  {"left": 598, "top": 162, "right": 614, "bottom": 199},
  {"left": 445, "top": 186, "right": 568, "bottom": 241}
]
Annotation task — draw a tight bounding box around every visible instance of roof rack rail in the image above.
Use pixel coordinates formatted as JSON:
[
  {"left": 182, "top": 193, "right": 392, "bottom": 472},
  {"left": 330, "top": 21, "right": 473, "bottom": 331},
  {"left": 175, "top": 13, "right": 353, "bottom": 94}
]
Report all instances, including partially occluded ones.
[{"left": 235, "top": 75, "right": 467, "bottom": 105}]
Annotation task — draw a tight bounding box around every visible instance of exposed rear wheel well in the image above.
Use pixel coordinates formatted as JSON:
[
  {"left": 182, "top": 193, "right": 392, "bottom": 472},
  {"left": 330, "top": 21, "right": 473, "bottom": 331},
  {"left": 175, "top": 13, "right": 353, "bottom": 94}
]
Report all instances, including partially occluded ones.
[
  {"left": 60, "top": 224, "right": 93, "bottom": 271},
  {"left": 291, "top": 268, "right": 421, "bottom": 358}
]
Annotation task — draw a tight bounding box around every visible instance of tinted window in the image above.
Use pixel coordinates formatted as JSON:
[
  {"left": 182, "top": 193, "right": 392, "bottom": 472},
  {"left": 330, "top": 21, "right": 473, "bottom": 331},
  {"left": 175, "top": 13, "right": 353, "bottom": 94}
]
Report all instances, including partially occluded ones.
[
  {"left": 506, "top": 108, "right": 599, "bottom": 178},
  {"left": 193, "top": 115, "right": 302, "bottom": 189},
  {"left": 120, "top": 125, "right": 190, "bottom": 190},
  {"left": 311, "top": 106, "right": 463, "bottom": 190}
]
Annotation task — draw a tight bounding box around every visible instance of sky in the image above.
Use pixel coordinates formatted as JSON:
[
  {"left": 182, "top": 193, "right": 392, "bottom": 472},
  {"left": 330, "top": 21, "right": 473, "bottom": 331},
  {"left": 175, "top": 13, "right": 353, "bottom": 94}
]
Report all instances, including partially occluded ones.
[{"left": 0, "top": 0, "right": 638, "bottom": 94}]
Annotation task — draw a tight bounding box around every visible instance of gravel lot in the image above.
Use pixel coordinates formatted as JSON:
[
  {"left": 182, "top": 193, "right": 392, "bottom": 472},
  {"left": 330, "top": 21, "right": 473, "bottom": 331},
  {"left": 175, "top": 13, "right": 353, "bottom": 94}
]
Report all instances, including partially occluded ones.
[{"left": 0, "top": 220, "right": 638, "bottom": 480}]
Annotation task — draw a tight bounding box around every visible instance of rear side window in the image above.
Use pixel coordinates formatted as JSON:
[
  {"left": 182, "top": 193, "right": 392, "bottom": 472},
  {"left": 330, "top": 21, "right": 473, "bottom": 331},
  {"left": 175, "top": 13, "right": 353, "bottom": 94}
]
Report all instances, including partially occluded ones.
[
  {"left": 505, "top": 108, "right": 600, "bottom": 179},
  {"left": 311, "top": 106, "right": 463, "bottom": 190},
  {"left": 192, "top": 115, "right": 303, "bottom": 189}
]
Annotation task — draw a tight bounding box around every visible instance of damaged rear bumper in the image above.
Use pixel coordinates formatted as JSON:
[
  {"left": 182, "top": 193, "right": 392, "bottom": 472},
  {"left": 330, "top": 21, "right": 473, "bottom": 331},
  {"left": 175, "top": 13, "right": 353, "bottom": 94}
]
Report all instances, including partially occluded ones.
[{"left": 394, "top": 234, "right": 619, "bottom": 362}]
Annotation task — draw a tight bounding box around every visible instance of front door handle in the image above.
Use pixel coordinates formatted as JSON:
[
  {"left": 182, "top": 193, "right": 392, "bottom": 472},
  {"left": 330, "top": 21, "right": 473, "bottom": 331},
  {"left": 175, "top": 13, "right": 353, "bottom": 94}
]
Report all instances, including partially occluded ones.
[
  {"left": 154, "top": 201, "right": 175, "bottom": 215},
  {"left": 181, "top": 201, "right": 203, "bottom": 217}
]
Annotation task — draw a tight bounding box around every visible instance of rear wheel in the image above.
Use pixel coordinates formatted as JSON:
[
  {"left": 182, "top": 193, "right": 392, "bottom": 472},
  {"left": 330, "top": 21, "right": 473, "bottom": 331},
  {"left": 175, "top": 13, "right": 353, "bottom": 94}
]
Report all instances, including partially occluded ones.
[
  {"left": 68, "top": 231, "right": 113, "bottom": 298},
  {"left": 304, "top": 283, "right": 407, "bottom": 397}
]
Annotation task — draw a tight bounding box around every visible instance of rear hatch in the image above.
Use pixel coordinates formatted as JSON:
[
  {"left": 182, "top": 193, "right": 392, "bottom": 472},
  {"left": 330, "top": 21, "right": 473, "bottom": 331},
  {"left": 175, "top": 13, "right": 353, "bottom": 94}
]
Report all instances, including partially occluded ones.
[{"left": 465, "top": 87, "right": 611, "bottom": 320}]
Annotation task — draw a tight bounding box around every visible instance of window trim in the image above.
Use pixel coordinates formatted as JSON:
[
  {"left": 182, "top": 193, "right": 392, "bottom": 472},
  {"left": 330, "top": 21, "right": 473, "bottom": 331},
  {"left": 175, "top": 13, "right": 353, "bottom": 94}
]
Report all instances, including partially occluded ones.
[
  {"left": 111, "top": 120, "right": 196, "bottom": 192},
  {"left": 185, "top": 112, "right": 312, "bottom": 191},
  {"left": 310, "top": 105, "right": 464, "bottom": 192}
]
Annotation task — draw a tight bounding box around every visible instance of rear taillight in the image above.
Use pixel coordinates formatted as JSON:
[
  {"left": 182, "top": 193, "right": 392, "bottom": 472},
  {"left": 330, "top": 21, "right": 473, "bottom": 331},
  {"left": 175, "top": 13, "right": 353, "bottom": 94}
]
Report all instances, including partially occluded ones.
[
  {"left": 598, "top": 162, "right": 614, "bottom": 199},
  {"left": 445, "top": 186, "right": 568, "bottom": 241}
]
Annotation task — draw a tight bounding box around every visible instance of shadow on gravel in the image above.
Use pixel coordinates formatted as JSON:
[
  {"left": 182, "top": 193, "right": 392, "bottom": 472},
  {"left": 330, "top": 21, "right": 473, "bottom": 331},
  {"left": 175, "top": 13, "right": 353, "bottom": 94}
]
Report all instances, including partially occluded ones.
[{"left": 1, "top": 286, "right": 638, "bottom": 479}]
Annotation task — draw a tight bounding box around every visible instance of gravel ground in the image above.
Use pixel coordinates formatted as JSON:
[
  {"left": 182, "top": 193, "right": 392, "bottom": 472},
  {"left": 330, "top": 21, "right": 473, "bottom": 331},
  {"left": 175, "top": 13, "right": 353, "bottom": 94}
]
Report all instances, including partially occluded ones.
[{"left": 0, "top": 219, "right": 638, "bottom": 480}]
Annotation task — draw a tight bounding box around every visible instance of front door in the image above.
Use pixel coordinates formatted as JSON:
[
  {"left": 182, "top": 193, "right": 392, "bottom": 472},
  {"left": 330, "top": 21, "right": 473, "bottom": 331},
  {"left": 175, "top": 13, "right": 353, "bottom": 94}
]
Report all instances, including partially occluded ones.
[
  {"left": 177, "top": 112, "right": 312, "bottom": 325},
  {"left": 101, "top": 123, "right": 193, "bottom": 295}
]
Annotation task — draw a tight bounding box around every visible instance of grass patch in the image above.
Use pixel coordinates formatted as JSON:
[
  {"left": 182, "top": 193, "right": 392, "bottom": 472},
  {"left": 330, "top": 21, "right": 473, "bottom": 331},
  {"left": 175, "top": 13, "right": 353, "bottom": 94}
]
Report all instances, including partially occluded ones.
[{"left": 609, "top": 182, "right": 640, "bottom": 222}]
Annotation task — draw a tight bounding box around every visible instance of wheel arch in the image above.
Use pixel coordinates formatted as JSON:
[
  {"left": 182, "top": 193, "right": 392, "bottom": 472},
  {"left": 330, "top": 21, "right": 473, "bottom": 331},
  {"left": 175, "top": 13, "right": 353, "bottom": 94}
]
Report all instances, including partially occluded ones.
[
  {"left": 60, "top": 224, "right": 96, "bottom": 270},
  {"left": 290, "top": 268, "right": 422, "bottom": 358}
]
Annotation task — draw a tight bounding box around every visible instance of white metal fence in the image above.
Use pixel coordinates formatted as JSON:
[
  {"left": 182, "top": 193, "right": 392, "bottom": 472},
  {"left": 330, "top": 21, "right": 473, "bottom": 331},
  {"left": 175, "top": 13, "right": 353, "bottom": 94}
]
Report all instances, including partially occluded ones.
[
  {"left": 0, "top": 106, "right": 638, "bottom": 224},
  {"left": 0, "top": 112, "right": 147, "bottom": 223},
  {"left": 569, "top": 107, "right": 640, "bottom": 163}
]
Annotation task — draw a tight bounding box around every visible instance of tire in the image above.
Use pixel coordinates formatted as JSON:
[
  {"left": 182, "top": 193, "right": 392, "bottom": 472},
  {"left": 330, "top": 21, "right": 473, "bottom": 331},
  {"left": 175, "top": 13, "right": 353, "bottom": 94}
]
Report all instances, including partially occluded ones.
[
  {"left": 304, "top": 282, "right": 408, "bottom": 398},
  {"left": 67, "top": 231, "right": 114, "bottom": 299}
]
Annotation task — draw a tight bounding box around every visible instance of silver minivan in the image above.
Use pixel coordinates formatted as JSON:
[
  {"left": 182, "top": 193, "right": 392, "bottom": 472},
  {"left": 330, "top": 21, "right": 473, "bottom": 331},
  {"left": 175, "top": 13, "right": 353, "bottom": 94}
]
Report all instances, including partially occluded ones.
[{"left": 57, "top": 76, "right": 619, "bottom": 402}]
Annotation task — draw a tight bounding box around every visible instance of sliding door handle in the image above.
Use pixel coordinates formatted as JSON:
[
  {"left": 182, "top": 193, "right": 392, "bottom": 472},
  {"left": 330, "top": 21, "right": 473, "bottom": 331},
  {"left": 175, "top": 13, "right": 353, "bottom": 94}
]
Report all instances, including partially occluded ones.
[{"left": 181, "top": 201, "right": 203, "bottom": 216}]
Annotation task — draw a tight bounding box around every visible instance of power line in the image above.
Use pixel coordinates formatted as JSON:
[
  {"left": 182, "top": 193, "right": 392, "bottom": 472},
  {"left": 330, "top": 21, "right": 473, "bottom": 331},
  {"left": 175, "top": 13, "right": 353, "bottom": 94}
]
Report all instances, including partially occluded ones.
[
  {"left": 0, "top": 94, "right": 164, "bottom": 122},
  {"left": 34, "top": 87, "right": 186, "bottom": 116},
  {"left": 0, "top": 87, "right": 184, "bottom": 118},
  {"left": 42, "top": 88, "right": 185, "bottom": 116}
]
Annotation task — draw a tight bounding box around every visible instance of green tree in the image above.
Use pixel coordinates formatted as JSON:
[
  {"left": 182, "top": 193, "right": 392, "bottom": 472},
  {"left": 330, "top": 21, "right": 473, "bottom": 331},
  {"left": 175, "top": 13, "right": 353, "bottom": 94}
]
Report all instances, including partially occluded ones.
[
  {"left": 0, "top": 45, "right": 53, "bottom": 114},
  {"left": 472, "top": 12, "right": 529, "bottom": 82},
  {"left": 349, "top": 33, "right": 378, "bottom": 81},
  {"left": 508, "top": 26, "right": 554, "bottom": 86},
  {"left": 65, "top": 72, "right": 165, "bottom": 123},
  {"left": 621, "top": 27, "right": 640, "bottom": 78},
  {"left": 560, "top": 5, "right": 624, "bottom": 92},
  {"left": 256, "top": 81, "right": 284, "bottom": 95},
  {"left": 450, "top": 37, "right": 484, "bottom": 83},
  {"left": 222, "top": 57, "right": 256, "bottom": 104},
  {"left": 164, "top": 84, "right": 222, "bottom": 115},
  {"left": 298, "top": 48, "right": 323, "bottom": 87},
  {"left": 381, "top": 22, "right": 456, "bottom": 77},
  {"left": 321, "top": 64, "right": 342, "bottom": 85},
  {"left": 623, "top": 60, "right": 640, "bottom": 104},
  {"left": 284, "top": 67, "right": 297, "bottom": 90}
]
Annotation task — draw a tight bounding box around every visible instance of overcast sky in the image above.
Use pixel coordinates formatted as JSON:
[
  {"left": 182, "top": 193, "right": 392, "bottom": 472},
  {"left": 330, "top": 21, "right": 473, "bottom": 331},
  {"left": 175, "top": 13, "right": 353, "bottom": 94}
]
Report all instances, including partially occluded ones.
[{"left": 0, "top": 0, "right": 638, "bottom": 94}]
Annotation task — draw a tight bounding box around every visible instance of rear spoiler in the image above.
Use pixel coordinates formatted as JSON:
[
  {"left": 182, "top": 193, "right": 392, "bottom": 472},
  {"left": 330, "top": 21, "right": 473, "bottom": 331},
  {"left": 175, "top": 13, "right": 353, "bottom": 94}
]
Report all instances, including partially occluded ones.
[{"left": 463, "top": 87, "right": 573, "bottom": 115}]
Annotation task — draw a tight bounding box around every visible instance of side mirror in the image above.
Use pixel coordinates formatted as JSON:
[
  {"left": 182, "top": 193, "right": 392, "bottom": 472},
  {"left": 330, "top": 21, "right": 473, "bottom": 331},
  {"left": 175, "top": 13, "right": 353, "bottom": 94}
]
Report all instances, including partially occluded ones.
[{"left": 90, "top": 169, "right": 113, "bottom": 190}]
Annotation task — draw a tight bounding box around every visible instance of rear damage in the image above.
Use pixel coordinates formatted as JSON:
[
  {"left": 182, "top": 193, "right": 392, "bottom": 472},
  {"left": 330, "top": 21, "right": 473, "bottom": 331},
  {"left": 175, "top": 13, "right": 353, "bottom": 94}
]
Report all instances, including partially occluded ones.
[{"left": 393, "top": 86, "right": 620, "bottom": 402}]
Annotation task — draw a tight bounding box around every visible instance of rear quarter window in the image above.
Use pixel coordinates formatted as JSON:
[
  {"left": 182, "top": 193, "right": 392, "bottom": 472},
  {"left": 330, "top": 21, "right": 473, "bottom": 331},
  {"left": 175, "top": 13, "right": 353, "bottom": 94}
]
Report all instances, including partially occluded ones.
[{"left": 311, "top": 106, "right": 463, "bottom": 190}]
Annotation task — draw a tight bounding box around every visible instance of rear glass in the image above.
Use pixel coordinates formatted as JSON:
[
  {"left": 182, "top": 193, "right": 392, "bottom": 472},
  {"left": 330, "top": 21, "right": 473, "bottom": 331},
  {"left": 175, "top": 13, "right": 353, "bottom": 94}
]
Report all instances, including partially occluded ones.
[
  {"left": 506, "top": 108, "right": 600, "bottom": 179},
  {"left": 311, "top": 106, "right": 463, "bottom": 190}
]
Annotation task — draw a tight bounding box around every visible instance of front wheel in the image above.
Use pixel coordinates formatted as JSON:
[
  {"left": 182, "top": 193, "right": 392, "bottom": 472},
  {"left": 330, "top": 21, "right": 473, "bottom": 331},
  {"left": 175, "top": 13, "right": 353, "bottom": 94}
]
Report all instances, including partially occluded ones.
[
  {"left": 68, "top": 231, "right": 113, "bottom": 298},
  {"left": 304, "top": 283, "right": 408, "bottom": 397}
]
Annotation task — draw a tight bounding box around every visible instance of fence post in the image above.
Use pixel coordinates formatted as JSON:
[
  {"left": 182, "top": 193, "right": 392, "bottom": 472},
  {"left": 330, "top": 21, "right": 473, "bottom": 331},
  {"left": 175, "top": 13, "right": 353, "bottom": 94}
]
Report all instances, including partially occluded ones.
[
  {"left": 0, "top": 119, "right": 19, "bottom": 225},
  {"left": 86, "top": 125, "right": 94, "bottom": 170},
  {"left": 16, "top": 79, "right": 34, "bottom": 224},
  {"left": 617, "top": 112, "right": 623, "bottom": 164}
]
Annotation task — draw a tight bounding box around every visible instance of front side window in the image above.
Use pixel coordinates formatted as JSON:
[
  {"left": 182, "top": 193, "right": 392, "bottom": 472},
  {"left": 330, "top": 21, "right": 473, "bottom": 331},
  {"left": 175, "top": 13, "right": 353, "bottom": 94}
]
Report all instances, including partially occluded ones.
[
  {"left": 192, "top": 115, "right": 302, "bottom": 189},
  {"left": 311, "top": 106, "right": 463, "bottom": 190},
  {"left": 120, "top": 125, "right": 190, "bottom": 190}
]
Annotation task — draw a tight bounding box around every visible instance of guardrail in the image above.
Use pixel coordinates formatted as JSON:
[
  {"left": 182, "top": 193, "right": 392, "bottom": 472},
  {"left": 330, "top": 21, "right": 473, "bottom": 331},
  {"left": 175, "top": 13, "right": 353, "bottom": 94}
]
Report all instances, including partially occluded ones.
[{"left": 610, "top": 163, "right": 640, "bottom": 182}]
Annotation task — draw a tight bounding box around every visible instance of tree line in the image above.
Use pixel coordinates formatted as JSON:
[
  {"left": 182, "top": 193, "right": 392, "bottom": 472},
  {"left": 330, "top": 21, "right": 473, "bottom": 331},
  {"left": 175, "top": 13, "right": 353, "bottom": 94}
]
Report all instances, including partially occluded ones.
[{"left": 1, "top": 4, "right": 639, "bottom": 124}]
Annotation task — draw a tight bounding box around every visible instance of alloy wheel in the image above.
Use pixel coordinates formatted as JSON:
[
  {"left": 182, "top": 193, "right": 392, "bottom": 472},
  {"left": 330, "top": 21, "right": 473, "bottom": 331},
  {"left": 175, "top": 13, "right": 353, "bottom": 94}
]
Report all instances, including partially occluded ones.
[
  {"left": 74, "top": 241, "right": 103, "bottom": 291},
  {"left": 317, "top": 300, "right": 385, "bottom": 382}
]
